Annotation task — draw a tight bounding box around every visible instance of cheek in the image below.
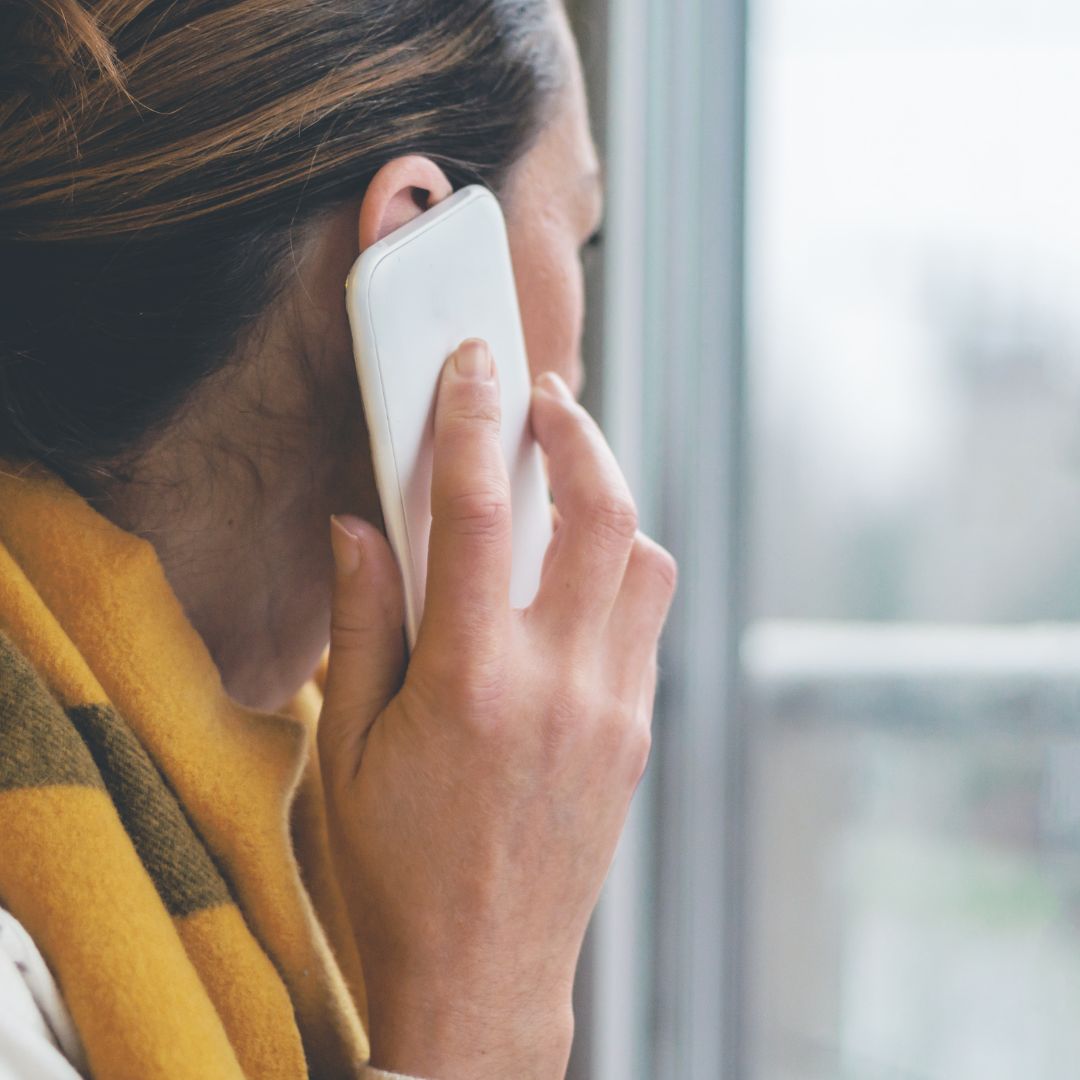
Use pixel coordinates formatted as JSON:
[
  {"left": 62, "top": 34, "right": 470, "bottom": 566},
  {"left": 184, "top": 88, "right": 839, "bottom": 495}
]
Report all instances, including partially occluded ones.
[{"left": 509, "top": 228, "right": 585, "bottom": 388}]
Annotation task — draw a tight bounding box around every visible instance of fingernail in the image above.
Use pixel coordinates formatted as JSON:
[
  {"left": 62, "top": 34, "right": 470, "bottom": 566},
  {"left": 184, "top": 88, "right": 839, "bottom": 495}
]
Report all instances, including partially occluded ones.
[
  {"left": 533, "top": 370, "right": 573, "bottom": 402},
  {"left": 453, "top": 339, "right": 493, "bottom": 380},
  {"left": 330, "top": 514, "right": 364, "bottom": 575}
]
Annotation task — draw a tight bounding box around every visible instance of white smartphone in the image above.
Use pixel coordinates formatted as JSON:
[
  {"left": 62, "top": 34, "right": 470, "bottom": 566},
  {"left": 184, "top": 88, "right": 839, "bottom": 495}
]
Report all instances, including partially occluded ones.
[{"left": 344, "top": 184, "right": 553, "bottom": 652}]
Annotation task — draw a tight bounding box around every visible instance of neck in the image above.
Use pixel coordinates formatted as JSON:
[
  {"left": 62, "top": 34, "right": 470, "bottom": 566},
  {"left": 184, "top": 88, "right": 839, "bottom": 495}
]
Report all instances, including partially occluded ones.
[
  {"left": 90, "top": 460, "right": 334, "bottom": 712},
  {"left": 84, "top": 353, "right": 378, "bottom": 712}
]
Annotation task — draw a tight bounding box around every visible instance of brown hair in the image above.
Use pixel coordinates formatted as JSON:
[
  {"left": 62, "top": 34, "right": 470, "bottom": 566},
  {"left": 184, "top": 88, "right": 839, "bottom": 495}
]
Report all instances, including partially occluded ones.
[{"left": 0, "top": 0, "right": 563, "bottom": 487}]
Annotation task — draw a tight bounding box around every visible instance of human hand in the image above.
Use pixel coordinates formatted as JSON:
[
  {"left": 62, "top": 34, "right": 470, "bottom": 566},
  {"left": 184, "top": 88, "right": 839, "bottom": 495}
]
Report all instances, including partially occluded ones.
[{"left": 318, "top": 338, "right": 677, "bottom": 1079}]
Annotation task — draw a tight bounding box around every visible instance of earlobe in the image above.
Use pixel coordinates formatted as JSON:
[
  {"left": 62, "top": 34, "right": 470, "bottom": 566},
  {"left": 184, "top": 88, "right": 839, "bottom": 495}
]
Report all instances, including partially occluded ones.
[{"left": 357, "top": 154, "right": 454, "bottom": 251}]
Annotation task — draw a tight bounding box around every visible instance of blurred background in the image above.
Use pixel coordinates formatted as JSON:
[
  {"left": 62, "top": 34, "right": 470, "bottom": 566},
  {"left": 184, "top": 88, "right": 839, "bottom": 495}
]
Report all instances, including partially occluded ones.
[{"left": 565, "top": 0, "right": 1080, "bottom": 1077}]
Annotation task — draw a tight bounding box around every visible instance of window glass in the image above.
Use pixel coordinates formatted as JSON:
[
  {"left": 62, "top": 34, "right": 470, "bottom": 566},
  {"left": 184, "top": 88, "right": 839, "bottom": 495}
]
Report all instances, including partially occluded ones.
[
  {"left": 748, "top": 0, "right": 1080, "bottom": 622},
  {"left": 745, "top": 3, "right": 1080, "bottom": 1077}
]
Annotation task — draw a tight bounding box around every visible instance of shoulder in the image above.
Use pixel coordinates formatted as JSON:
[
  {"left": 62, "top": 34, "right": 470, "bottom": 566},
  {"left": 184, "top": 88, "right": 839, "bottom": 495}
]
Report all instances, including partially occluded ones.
[{"left": 0, "top": 905, "right": 88, "bottom": 1078}]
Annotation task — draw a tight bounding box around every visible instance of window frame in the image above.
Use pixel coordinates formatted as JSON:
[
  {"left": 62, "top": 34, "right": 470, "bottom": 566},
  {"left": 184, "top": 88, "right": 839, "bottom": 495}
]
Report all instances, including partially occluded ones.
[{"left": 566, "top": 0, "right": 750, "bottom": 1076}]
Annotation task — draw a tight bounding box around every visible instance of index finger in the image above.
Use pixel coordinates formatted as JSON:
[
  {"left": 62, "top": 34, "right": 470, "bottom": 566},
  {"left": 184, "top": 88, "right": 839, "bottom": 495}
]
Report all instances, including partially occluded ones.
[{"left": 415, "top": 339, "right": 513, "bottom": 665}]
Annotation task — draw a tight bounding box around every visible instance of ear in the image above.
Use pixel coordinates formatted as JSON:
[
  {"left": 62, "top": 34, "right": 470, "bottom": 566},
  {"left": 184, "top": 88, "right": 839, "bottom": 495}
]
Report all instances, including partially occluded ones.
[{"left": 358, "top": 155, "right": 455, "bottom": 250}]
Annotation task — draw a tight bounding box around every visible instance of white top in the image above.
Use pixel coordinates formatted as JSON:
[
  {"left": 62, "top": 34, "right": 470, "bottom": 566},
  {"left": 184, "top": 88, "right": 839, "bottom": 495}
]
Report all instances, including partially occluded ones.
[
  {"left": 0, "top": 905, "right": 424, "bottom": 1080},
  {"left": 0, "top": 906, "right": 89, "bottom": 1079}
]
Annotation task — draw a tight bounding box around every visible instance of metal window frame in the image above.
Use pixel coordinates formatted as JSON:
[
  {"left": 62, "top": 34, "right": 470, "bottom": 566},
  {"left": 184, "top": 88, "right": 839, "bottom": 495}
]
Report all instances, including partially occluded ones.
[{"left": 567, "top": 0, "right": 749, "bottom": 1076}]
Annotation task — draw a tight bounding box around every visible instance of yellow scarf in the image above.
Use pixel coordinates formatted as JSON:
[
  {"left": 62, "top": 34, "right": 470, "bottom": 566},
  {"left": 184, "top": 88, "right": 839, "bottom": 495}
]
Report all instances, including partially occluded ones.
[{"left": 0, "top": 462, "right": 371, "bottom": 1079}]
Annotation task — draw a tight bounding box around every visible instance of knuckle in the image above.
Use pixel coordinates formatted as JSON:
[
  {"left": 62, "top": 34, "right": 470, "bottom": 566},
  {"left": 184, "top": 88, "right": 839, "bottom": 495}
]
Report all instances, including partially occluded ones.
[
  {"left": 540, "top": 668, "right": 648, "bottom": 775},
  {"left": 442, "top": 388, "right": 502, "bottom": 432},
  {"left": 415, "top": 646, "right": 509, "bottom": 726},
  {"left": 442, "top": 486, "right": 512, "bottom": 541},
  {"left": 546, "top": 684, "right": 583, "bottom": 738},
  {"left": 541, "top": 672, "right": 592, "bottom": 749},
  {"left": 329, "top": 606, "right": 373, "bottom": 653},
  {"left": 596, "top": 689, "right": 633, "bottom": 749},
  {"left": 460, "top": 654, "right": 511, "bottom": 709},
  {"left": 586, "top": 491, "right": 639, "bottom": 549}
]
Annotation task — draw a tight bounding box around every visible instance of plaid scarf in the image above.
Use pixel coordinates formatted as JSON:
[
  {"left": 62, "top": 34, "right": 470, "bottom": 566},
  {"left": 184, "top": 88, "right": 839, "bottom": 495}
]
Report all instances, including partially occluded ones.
[{"left": 0, "top": 462, "right": 373, "bottom": 1079}]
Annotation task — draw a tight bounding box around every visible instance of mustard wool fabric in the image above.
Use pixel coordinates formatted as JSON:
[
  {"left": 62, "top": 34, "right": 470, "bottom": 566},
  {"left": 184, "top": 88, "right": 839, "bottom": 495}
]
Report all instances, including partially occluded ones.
[{"left": 0, "top": 461, "right": 372, "bottom": 1079}]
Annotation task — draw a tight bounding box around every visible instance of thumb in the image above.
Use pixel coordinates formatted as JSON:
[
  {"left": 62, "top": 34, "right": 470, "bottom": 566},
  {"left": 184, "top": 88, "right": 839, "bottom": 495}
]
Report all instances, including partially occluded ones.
[{"left": 318, "top": 514, "right": 406, "bottom": 781}]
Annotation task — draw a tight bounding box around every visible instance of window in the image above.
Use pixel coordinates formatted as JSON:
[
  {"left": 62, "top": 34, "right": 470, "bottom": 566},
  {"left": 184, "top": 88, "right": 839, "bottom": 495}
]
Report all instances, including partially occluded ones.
[
  {"left": 569, "top": 1, "right": 1078, "bottom": 1077},
  {"left": 744, "top": 2, "right": 1080, "bottom": 1077}
]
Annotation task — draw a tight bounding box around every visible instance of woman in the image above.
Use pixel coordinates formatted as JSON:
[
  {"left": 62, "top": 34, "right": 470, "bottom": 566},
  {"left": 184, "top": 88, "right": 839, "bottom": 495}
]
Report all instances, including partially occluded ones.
[{"left": 0, "top": 0, "right": 677, "bottom": 1076}]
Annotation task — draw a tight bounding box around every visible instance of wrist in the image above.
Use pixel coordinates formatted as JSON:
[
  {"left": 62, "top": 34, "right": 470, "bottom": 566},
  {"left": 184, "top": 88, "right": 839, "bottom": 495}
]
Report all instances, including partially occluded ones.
[{"left": 365, "top": 976, "right": 574, "bottom": 1080}]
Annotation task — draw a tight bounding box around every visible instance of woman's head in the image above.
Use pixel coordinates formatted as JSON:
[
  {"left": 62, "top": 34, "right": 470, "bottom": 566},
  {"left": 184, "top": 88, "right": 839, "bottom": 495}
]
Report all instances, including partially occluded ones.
[
  {"left": 0, "top": 0, "right": 604, "bottom": 707},
  {"left": 0, "top": 0, "right": 573, "bottom": 486}
]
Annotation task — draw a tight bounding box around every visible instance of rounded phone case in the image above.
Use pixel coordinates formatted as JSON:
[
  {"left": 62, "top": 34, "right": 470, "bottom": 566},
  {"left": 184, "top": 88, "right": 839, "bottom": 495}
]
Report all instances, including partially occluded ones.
[{"left": 345, "top": 184, "right": 553, "bottom": 651}]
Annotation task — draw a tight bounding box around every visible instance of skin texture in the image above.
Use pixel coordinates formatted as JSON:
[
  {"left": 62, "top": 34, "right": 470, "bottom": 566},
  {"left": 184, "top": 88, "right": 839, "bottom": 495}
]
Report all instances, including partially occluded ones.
[
  {"left": 320, "top": 352, "right": 677, "bottom": 1077},
  {"left": 97, "top": 5, "right": 678, "bottom": 1076},
  {"left": 99, "top": 4, "right": 603, "bottom": 713}
]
